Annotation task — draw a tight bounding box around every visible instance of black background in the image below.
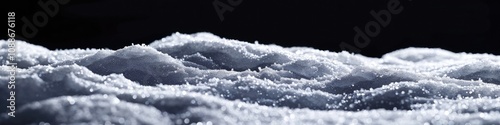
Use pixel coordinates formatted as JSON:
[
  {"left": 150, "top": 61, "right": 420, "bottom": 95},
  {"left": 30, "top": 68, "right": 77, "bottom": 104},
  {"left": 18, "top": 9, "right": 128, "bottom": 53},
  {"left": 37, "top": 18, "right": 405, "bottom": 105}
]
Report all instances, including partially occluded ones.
[{"left": 2, "top": 0, "right": 499, "bottom": 57}]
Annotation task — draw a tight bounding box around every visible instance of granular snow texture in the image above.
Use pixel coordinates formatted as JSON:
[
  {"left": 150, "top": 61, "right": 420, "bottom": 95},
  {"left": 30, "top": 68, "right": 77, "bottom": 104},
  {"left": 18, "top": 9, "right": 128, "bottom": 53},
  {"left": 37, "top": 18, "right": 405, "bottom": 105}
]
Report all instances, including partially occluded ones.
[{"left": 1, "top": 32, "right": 500, "bottom": 125}]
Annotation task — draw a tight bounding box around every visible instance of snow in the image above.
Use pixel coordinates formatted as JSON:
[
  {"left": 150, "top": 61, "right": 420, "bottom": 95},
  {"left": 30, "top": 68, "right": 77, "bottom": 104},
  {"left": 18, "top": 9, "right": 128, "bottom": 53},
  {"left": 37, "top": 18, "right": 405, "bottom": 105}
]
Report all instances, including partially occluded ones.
[{"left": 1, "top": 32, "right": 500, "bottom": 125}]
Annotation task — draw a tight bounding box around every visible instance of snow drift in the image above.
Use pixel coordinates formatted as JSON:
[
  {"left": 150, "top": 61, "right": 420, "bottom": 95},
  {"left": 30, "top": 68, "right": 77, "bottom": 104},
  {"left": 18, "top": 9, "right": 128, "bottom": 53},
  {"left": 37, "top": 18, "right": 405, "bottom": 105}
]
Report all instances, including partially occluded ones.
[{"left": 1, "top": 32, "right": 500, "bottom": 125}]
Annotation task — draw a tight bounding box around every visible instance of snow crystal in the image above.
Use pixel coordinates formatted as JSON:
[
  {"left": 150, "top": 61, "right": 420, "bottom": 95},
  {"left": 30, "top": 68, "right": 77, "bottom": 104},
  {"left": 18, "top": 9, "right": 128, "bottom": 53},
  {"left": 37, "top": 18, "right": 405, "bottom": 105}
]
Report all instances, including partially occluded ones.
[{"left": 1, "top": 32, "right": 500, "bottom": 125}]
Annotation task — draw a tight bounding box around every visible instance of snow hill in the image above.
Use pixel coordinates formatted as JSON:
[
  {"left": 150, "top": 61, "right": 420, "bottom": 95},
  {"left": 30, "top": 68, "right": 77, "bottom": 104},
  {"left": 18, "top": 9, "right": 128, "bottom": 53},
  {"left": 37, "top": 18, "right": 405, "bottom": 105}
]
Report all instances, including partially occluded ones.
[{"left": 1, "top": 33, "right": 500, "bottom": 125}]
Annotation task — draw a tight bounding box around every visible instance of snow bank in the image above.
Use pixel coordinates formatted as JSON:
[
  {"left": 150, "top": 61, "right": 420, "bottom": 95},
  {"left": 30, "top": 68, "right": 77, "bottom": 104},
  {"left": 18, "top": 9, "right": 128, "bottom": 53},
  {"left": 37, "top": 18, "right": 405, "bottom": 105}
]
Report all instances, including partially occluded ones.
[{"left": 1, "top": 32, "right": 499, "bottom": 125}]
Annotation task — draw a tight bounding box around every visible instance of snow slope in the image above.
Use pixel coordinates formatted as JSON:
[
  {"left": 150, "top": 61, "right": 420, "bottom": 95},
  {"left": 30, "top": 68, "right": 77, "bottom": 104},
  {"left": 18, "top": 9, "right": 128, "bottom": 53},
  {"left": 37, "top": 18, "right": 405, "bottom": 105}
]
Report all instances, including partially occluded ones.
[{"left": 1, "top": 32, "right": 500, "bottom": 125}]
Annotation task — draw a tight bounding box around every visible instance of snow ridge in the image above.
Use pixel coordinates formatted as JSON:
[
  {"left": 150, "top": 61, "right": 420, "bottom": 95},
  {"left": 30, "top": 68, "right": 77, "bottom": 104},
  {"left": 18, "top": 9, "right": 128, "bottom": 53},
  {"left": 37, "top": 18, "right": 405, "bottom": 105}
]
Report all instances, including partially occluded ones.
[{"left": 1, "top": 32, "right": 500, "bottom": 125}]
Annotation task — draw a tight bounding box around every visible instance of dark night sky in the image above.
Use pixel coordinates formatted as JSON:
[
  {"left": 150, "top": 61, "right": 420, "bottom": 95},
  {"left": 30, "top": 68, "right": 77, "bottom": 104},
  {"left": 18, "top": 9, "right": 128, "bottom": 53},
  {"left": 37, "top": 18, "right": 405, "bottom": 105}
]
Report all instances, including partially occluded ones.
[{"left": 2, "top": 0, "right": 499, "bottom": 57}]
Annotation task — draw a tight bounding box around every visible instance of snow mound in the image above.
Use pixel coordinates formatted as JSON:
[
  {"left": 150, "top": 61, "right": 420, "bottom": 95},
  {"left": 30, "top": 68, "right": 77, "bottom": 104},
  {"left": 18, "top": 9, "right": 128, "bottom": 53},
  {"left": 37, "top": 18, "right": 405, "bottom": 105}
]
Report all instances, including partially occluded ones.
[{"left": 1, "top": 32, "right": 500, "bottom": 125}]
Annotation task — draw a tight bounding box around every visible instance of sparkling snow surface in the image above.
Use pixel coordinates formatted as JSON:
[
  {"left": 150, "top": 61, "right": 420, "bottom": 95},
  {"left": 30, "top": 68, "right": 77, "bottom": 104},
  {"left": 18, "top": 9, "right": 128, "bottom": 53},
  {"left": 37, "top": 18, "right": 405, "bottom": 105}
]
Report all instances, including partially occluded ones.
[{"left": 1, "top": 33, "right": 500, "bottom": 125}]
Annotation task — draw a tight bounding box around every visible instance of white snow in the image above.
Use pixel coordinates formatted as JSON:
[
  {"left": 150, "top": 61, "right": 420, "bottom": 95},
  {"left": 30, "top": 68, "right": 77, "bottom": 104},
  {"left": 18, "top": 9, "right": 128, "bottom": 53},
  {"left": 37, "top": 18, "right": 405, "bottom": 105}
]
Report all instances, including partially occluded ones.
[{"left": 1, "top": 32, "right": 500, "bottom": 125}]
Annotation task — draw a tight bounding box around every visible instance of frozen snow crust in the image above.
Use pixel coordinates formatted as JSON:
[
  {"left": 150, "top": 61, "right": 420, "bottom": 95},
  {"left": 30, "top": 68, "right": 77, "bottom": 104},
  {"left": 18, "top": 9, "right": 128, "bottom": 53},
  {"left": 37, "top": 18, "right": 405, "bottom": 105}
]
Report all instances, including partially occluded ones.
[{"left": 1, "top": 32, "right": 500, "bottom": 125}]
